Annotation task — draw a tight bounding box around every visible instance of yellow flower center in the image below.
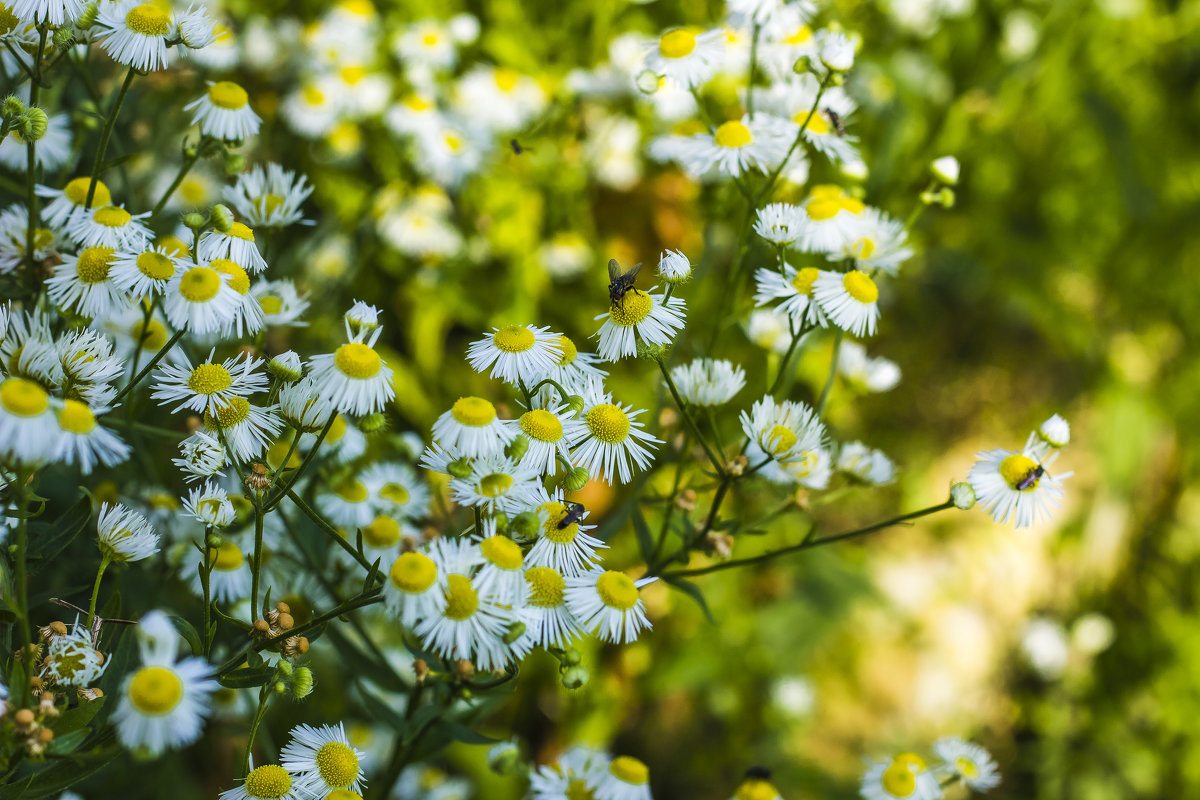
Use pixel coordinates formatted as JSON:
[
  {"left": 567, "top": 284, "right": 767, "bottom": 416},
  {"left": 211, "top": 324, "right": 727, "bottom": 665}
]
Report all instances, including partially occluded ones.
[
  {"left": 1000, "top": 454, "right": 1039, "bottom": 490},
  {"left": 554, "top": 335, "right": 577, "bottom": 366},
  {"left": 212, "top": 258, "right": 250, "bottom": 294},
  {"left": 805, "top": 197, "right": 842, "bottom": 221},
  {"left": 450, "top": 396, "right": 495, "bottom": 427},
  {"left": 212, "top": 540, "right": 244, "bottom": 571},
  {"left": 404, "top": 94, "right": 433, "bottom": 111},
  {"left": 762, "top": 424, "right": 796, "bottom": 456},
  {"left": 790, "top": 267, "right": 820, "bottom": 296},
  {"left": 380, "top": 483, "right": 410, "bottom": 505},
  {"left": 362, "top": 515, "right": 401, "bottom": 548},
  {"left": 159, "top": 234, "right": 189, "bottom": 256},
  {"left": 132, "top": 318, "right": 168, "bottom": 350},
  {"left": 341, "top": 65, "right": 367, "bottom": 85},
  {"left": 335, "top": 343, "right": 382, "bottom": 379},
  {"left": 880, "top": 763, "right": 916, "bottom": 797},
  {"left": 539, "top": 501, "right": 579, "bottom": 543},
  {"left": 316, "top": 741, "right": 360, "bottom": 789},
  {"left": 609, "top": 756, "right": 649, "bottom": 785},
  {"left": 850, "top": 237, "right": 876, "bottom": 260},
  {"left": 93, "top": 206, "right": 131, "bottom": 228},
  {"left": 894, "top": 753, "right": 927, "bottom": 771},
  {"left": 421, "top": 32, "right": 438, "bottom": 46},
  {"left": 58, "top": 399, "right": 96, "bottom": 433},
  {"left": 244, "top": 764, "right": 293, "bottom": 799},
  {"left": 259, "top": 295, "right": 283, "bottom": 315},
  {"left": 206, "top": 396, "right": 250, "bottom": 428},
  {"left": 179, "top": 266, "right": 222, "bottom": 302},
  {"left": 77, "top": 246, "right": 116, "bottom": 284},
  {"left": 1, "top": 378, "right": 49, "bottom": 417},
  {"left": 798, "top": 111, "right": 830, "bottom": 134},
  {"left": 336, "top": 480, "right": 368, "bottom": 503},
  {"left": 842, "top": 270, "right": 878, "bottom": 304},
  {"left": 494, "top": 67, "right": 519, "bottom": 92},
  {"left": 230, "top": 221, "right": 255, "bottom": 241},
  {"left": 478, "top": 472, "right": 514, "bottom": 497},
  {"left": 389, "top": 552, "right": 437, "bottom": 593},
  {"left": 565, "top": 779, "right": 595, "bottom": 800},
  {"left": 125, "top": 4, "right": 170, "bottom": 36},
  {"left": 480, "top": 535, "right": 523, "bottom": 570},
  {"left": 327, "top": 791, "right": 363, "bottom": 800},
  {"left": 0, "top": 6, "right": 20, "bottom": 36},
  {"left": 586, "top": 403, "right": 630, "bottom": 444},
  {"left": 785, "top": 25, "right": 813, "bottom": 44},
  {"left": 735, "top": 778, "right": 779, "bottom": 800},
  {"left": 304, "top": 85, "right": 325, "bottom": 105},
  {"left": 608, "top": 290, "right": 652, "bottom": 326},
  {"left": 596, "top": 570, "right": 639, "bottom": 610},
  {"left": 137, "top": 251, "right": 175, "bottom": 280},
  {"left": 187, "top": 363, "right": 233, "bottom": 395},
  {"left": 492, "top": 324, "right": 535, "bottom": 353},
  {"left": 128, "top": 666, "right": 183, "bottom": 715},
  {"left": 525, "top": 566, "right": 566, "bottom": 607},
  {"left": 327, "top": 415, "right": 347, "bottom": 442},
  {"left": 33, "top": 227, "right": 54, "bottom": 249},
  {"left": 957, "top": 757, "right": 979, "bottom": 778},
  {"left": 64, "top": 177, "right": 111, "bottom": 207},
  {"left": 659, "top": 29, "right": 697, "bottom": 59},
  {"left": 520, "top": 409, "right": 563, "bottom": 442},
  {"left": 444, "top": 574, "right": 478, "bottom": 620},
  {"left": 714, "top": 120, "right": 753, "bottom": 149}
]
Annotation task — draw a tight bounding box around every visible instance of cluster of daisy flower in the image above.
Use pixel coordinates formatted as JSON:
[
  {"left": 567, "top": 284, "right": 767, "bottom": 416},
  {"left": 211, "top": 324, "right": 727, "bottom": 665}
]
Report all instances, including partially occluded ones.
[
  {"left": 221, "top": 722, "right": 367, "bottom": 800},
  {"left": 860, "top": 738, "right": 1001, "bottom": 799},
  {"left": 528, "top": 746, "right": 655, "bottom": 800}
]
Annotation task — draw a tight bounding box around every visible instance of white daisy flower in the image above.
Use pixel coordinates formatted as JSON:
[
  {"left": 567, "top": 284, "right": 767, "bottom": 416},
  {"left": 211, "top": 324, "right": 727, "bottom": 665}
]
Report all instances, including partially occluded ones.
[
  {"left": 831, "top": 207, "right": 912, "bottom": 275},
  {"left": 565, "top": 568, "right": 655, "bottom": 644},
  {"left": 193, "top": 538, "right": 251, "bottom": 602},
  {"left": 739, "top": 396, "right": 827, "bottom": 469},
  {"left": 754, "top": 202, "right": 807, "bottom": 245},
  {"left": 777, "top": 444, "right": 832, "bottom": 489},
  {"left": 176, "top": 4, "right": 221, "bottom": 49},
  {"left": 667, "top": 114, "right": 794, "bottom": 178},
  {"left": 361, "top": 461, "right": 430, "bottom": 522},
  {"left": 383, "top": 548, "right": 447, "bottom": 628},
  {"left": 967, "top": 446, "right": 1071, "bottom": 529},
  {"left": 415, "top": 572, "right": 515, "bottom": 672},
  {"left": 223, "top": 163, "right": 313, "bottom": 228},
  {"left": 318, "top": 476, "right": 375, "bottom": 528},
  {"left": 8, "top": 0, "right": 85, "bottom": 26},
  {"left": 837, "top": 341, "right": 900, "bottom": 393},
  {"left": 669, "top": 358, "right": 746, "bottom": 407},
  {"left": 46, "top": 246, "right": 127, "bottom": 319},
  {"left": 384, "top": 93, "right": 444, "bottom": 139},
  {"left": 112, "top": 610, "right": 216, "bottom": 756},
  {"left": 593, "top": 288, "right": 686, "bottom": 362},
  {"left": 531, "top": 747, "right": 610, "bottom": 800},
  {"left": 172, "top": 430, "right": 228, "bottom": 483},
  {"left": 0, "top": 113, "right": 72, "bottom": 173},
  {"left": 727, "top": 0, "right": 814, "bottom": 28},
  {"left": 449, "top": 454, "right": 542, "bottom": 514},
  {"left": 279, "top": 377, "right": 334, "bottom": 433},
  {"left": 251, "top": 280, "right": 309, "bottom": 327},
  {"left": 643, "top": 27, "right": 725, "bottom": 89},
  {"left": 281, "top": 80, "right": 339, "bottom": 139},
  {"left": 452, "top": 65, "right": 547, "bottom": 132},
  {"left": 933, "top": 737, "right": 1001, "bottom": 791},
  {"left": 54, "top": 399, "right": 130, "bottom": 474},
  {"left": 812, "top": 269, "right": 880, "bottom": 337},
  {"left": 109, "top": 245, "right": 180, "bottom": 298},
  {"left": 537, "top": 231, "right": 592, "bottom": 280},
  {"left": 185, "top": 81, "right": 261, "bottom": 141},
  {"left": 44, "top": 619, "right": 107, "bottom": 687},
  {"left": 413, "top": 120, "right": 489, "bottom": 188},
  {"left": 183, "top": 481, "right": 235, "bottom": 528},
  {"left": 392, "top": 19, "right": 460, "bottom": 71},
  {"left": 218, "top": 764, "right": 304, "bottom": 800},
  {"left": 280, "top": 723, "right": 367, "bottom": 798},
  {"left": 521, "top": 566, "right": 583, "bottom": 649},
  {"left": 56, "top": 328, "right": 124, "bottom": 395},
  {"left": 0, "top": 377, "right": 64, "bottom": 466},
  {"left": 757, "top": 9, "right": 819, "bottom": 81},
  {"left": 569, "top": 391, "right": 661, "bottom": 485},
  {"left": 0, "top": 202, "right": 61, "bottom": 275},
  {"left": 512, "top": 401, "right": 585, "bottom": 476},
  {"left": 595, "top": 756, "right": 652, "bottom": 800},
  {"left": 431, "top": 396, "right": 513, "bottom": 458},
  {"left": 795, "top": 185, "right": 867, "bottom": 254},
  {"left": 162, "top": 263, "right": 241, "bottom": 335},
  {"left": 522, "top": 488, "right": 606, "bottom": 575},
  {"left": 97, "top": 502, "right": 159, "bottom": 563},
  {"left": 656, "top": 249, "right": 691, "bottom": 284},
  {"left": 837, "top": 442, "right": 896, "bottom": 485},
  {"left": 1, "top": 309, "right": 62, "bottom": 386},
  {"left": 152, "top": 349, "right": 268, "bottom": 415},
  {"left": 96, "top": 0, "right": 176, "bottom": 72},
  {"left": 537, "top": 334, "right": 608, "bottom": 398},
  {"left": 198, "top": 222, "right": 268, "bottom": 274},
  {"left": 472, "top": 528, "right": 529, "bottom": 607},
  {"left": 818, "top": 30, "right": 856, "bottom": 72},
  {"left": 67, "top": 205, "right": 151, "bottom": 250},
  {"left": 308, "top": 326, "right": 395, "bottom": 416},
  {"left": 211, "top": 257, "right": 266, "bottom": 337},
  {"left": 860, "top": 753, "right": 942, "bottom": 800},
  {"left": 466, "top": 324, "right": 564, "bottom": 387},
  {"left": 356, "top": 514, "right": 412, "bottom": 565}
]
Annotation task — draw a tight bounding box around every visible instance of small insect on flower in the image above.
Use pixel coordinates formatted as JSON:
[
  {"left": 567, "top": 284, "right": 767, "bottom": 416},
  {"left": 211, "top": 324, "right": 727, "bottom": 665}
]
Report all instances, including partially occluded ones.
[
  {"left": 607, "top": 258, "right": 642, "bottom": 309},
  {"left": 559, "top": 502, "right": 586, "bottom": 529}
]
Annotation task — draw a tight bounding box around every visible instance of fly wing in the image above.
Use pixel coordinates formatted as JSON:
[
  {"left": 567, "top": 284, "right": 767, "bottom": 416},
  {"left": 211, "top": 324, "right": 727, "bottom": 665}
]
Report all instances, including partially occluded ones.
[
  {"left": 608, "top": 258, "right": 621, "bottom": 283},
  {"left": 626, "top": 261, "right": 643, "bottom": 279}
]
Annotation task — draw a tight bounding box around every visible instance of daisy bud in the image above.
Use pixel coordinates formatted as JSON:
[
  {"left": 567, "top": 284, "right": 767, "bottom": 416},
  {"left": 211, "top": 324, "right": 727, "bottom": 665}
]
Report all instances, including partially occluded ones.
[
  {"left": 488, "top": 740, "right": 522, "bottom": 776},
  {"left": 505, "top": 434, "right": 529, "bottom": 461},
  {"left": 274, "top": 681, "right": 287, "bottom": 694},
  {"left": 930, "top": 155, "right": 960, "bottom": 186},
  {"left": 292, "top": 666, "right": 315, "bottom": 698},
  {"left": 53, "top": 28, "right": 74, "bottom": 48},
  {"left": 19, "top": 108, "right": 48, "bottom": 142},
  {"left": 447, "top": 458, "right": 473, "bottom": 479},
  {"left": 560, "top": 647, "right": 581, "bottom": 666},
  {"left": 951, "top": 481, "right": 976, "bottom": 510},
  {"left": 184, "top": 143, "right": 199, "bottom": 159},
  {"left": 345, "top": 300, "right": 380, "bottom": 334},
  {"left": 413, "top": 659, "right": 429, "bottom": 683},
  {"left": 938, "top": 187, "right": 956, "bottom": 208},
  {"left": 564, "top": 466, "right": 590, "bottom": 492},
  {"left": 1038, "top": 414, "right": 1070, "bottom": 448},
  {"left": 792, "top": 56, "right": 811, "bottom": 75},
  {"left": 253, "top": 618, "right": 270, "bottom": 635},
  {"left": 183, "top": 212, "right": 207, "bottom": 231},
  {"left": 657, "top": 249, "right": 691, "bottom": 284},
  {"left": 224, "top": 152, "right": 246, "bottom": 176},
  {"left": 14, "top": 709, "right": 34, "bottom": 729},
  {"left": 210, "top": 203, "right": 234, "bottom": 233},
  {"left": 268, "top": 351, "right": 303, "bottom": 383},
  {"left": 206, "top": 531, "right": 223, "bottom": 548},
  {"left": 358, "top": 412, "right": 388, "bottom": 434},
  {"left": 561, "top": 665, "right": 589, "bottom": 690},
  {"left": 37, "top": 728, "right": 54, "bottom": 745},
  {"left": 77, "top": 1, "right": 99, "bottom": 28},
  {"left": 277, "top": 660, "right": 294, "bottom": 677},
  {"left": 564, "top": 394, "right": 586, "bottom": 416},
  {"left": 511, "top": 510, "right": 539, "bottom": 540},
  {"left": 3, "top": 96, "right": 24, "bottom": 119},
  {"left": 635, "top": 69, "right": 659, "bottom": 94},
  {"left": 502, "top": 621, "right": 526, "bottom": 644},
  {"left": 819, "top": 32, "right": 856, "bottom": 72}
]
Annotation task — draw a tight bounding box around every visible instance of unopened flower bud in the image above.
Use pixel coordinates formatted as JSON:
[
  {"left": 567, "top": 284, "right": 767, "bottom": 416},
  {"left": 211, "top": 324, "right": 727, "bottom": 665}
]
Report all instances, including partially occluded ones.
[
  {"left": 635, "top": 69, "right": 660, "bottom": 94},
  {"left": 210, "top": 203, "right": 234, "bottom": 233},
  {"left": 14, "top": 709, "right": 35, "bottom": 728},
  {"left": 292, "top": 666, "right": 315, "bottom": 698},
  {"left": 183, "top": 212, "right": 206, "bottom": 230},
  {"left": 511, "top": 510, "right": 539, "bottom": 540},
  {"left": 19, "top": 108, "right": 48, "bottom": 142},
  {"left": 505, "top": 434, "right": 528, "bottom": 461},
  {"left": 224, "top": 152, "right": 246, "bottom": 176},
  {"left": 563, "top": 467, "right": 589, "bottom": 492},
  {"left": 938, "top": 187, "right": 955, "bottom": 208},
  {"left": 253, "top": 618, "right": 270, "bottom": 635},
  {"left": 819, "top": 32, "right": 856, "bottom": 73},
  {"left": 930, "top": 155, "right": 960, "bottom": 186},
  {"left": 206, "top": 531, "right": 223, "bottom": 548},
  {"left": 52, "top": 28, "right": 75, "bottom": 48},
  {"left": 274, "top": 680, "right": 287, "bottom": 694},
  {"left": 77, "top": 1, "right": 99, "bottom": 28},
  {"left": 413, "top": 659, "right": 429, "bottom": 683},
  {"left": 792, "top": 55, "right": 811, "bottom": 75},
  {"left": 447, "top": 458, "right": 473, "bottom": 479},
  {"left": 455, "top": 659, "right": 476, "bottom": 680},
  {"left": 358, "top": 412, "right": 387, "bottom": 434},
  {"left": 502, "top": 621, "right": 526, "bottom": 644},
  {"left": 564, "top": 395, "right": 586, "bottom": 416},
  {"left": 1037, "top": 414, "right": 1070, "bottom": 448},
  {"left": 268, "top": 351, "right": 303, "bottom": 383},
  {"left": 488, "top": 740, "right": 522, "bottom": 775},
  {"left": 560, "top": 665, "right": 589, "bottom": 690},
  {"left": 37, "top": 728, "right": 54, "bottom": 743},
  {"left": 276, "top": 660, "right": 294, "bottom": 677},
  {"left": 950, "top": 482, "right": 976, "bottom": 510},
  {"left": 276, "top": 612, "right": 294, "bottom": 630},
  {"left": 559, "top": 647, "right": 581, "bottom": 666},
  {"left": 3, "top": 96, "right": 25, "bottom": 119}
]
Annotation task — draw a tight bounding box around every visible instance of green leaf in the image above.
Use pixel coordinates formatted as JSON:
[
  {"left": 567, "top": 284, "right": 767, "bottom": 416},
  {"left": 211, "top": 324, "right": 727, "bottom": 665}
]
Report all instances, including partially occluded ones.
[
  {"left": 446, "top": 721, "right": 499, "bottom": 745},
  {"left": 218, "top": 666, "right": 275, "bottom": 689},
  {"left": 631, "top": 506, "right": 654, "bottom": 561},
  {"left": 47, "top": 728, "right": 90, "bottom": 755},
  {"left": 26, "top": 495, "right": 92, "bottom": 573},
  {"left": 168, "top": 616, "right": 204, "bottom": 656},
  {"left": 52, "top": 696, "right": 106, "bottom": 736},
  {"left": 662, "top": 575, "right": 716, "bottom": 625}
]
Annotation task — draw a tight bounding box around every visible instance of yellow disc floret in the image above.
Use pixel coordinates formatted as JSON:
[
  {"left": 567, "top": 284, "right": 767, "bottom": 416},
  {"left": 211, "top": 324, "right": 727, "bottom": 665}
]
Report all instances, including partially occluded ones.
[
  {"left": 735, "top": 778, "right": 779, "bottom": 800},
  {"left": 389, "top": 552, "right": 437, "bottom": 593},
  {"left": 609, "top": 756, "right": 650, "bottom": 785},
  {"left": 1, "top": 378, "right": 49, "bottom": 417},
  {"left": 492, "top": 325, "right": 535, "bottom": 353},
  {"left": 76, "top": 247, "right": 116, "bottom": 284},
  {"left": 478, "top": 472, "right": 514, "bottom": 497},
  {"left": 57, "top": 399, "right": 97, "bottom": 433},
  {"left": 790, "top": 267, "right": 820, "bottom": 296},
  {"left": 842, "top": 270, "right": 878, "bottom": 304},
  {"left": 595, "top": 570, "right": 639, "bottom": 610},
  {"left": 520, "top": 409, "right": 563, "bottom": 442},
  {"left": 450, "top": 396, "right": 496, "bottom": 427},
  {"left": 187, "top": 362, "right": 233, "bottom": 395},
  {"left": 64, "top": 177, "right": 111, "bottom": 208},
  {"left": 554, "top": 335, "right": 578, "bottom": 366},
  {"left": 336, "top": 480, "right": 368, "bottom": 503},
  {"left": 880, "top": 763, "right": 916, "bottom": 797},
  {"left": 212, "top": 258, "right": 250, "bottom": 294},
  {"left": 362, "top": 515, "right": 401, "bottom": 548},
  {"left": 480, "top": 535, "right": 523, "bottom": 570},
  {"left": 1000, "top": 453, "right": 1039, "bottom": 490},
  {"left": 128, "top": 665, "right": 183, "bottom": 715},
  {"left": 586, "top": 403, "right": 630, "bottom": 444},
  {"left": 212, "top": 540, "right": 244, "bottom": 571},
  {"left": 714, "top": 120, "right": 753, "bottom": 149},
  {"left": 136, "top": 250, "right": 176, "bottom": 280},
  {"left": 444, "top": 574, "right": 478, "bottom": 620},
  {"left": 208, "top": 81, "right": 249, "bottom": 110},
  {"left": 93, "top": 206, "right": 132, "bottom": 228},
  {"left": 244, "top": 764, "right": 293, "bottom": 800},
  {"left": 206, "top": 396, "right": 250, "bottom": 428},
  {"left": 762, "top": 424, "right": 797, "bottom": 456},
  {"left": 539, "top": 502, "right": 579, "bottom": 543},
  {"left": 525, "top": 566, "right": 566, "bottom": 607},
  {"left": 335, "top": 343, "right": 382, "bottom": 379},
  {"left": 315, "top": 741, "right": 360, "bottom": 789},
  {"left": 179, "top": 266, "right": 222, "bottom": 302},
  {"left": 125, "top": 4, "right": 171, "bottom": 36},
  {"left": 659, "top": 29, "right": 697, "bottom": 59},
  {"left": 608, "top": 290, "right": 652, "bottom": 326}
]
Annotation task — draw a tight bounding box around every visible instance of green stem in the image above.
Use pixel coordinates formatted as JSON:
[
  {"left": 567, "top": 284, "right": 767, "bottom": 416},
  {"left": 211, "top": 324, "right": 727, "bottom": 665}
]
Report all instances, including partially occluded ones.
[
  {"left": 656, "top": 357, "right": 725, "bottom": 476},
  {"left": 86, "top": 556, "right": 112, "bottom": 628},
  {"left": 267, "top": 428, "right": 303, "bottom": 492},
  {"left": 243, "top": 685, "right": 272, "bottom": 776},
  {"left": 13, "top": 469, "right": 32, "bottom": 656},
  {"left": 85, "top": 67, "right": 136, "bottom": 209},
  {"left": 250, "top": 497, "right": 264, "bottom": 622},
  {"left": 755, "top": 71, "right": 832, "bottom": 205},
  {"left": 285, "top": 488, "right": 374, "bottom": 572},
  {"left": 24, "top": 27, "right": 48, "bottom": 299},
  {"left": 264, "top": 416, "right": 335, "bottom": 510},
  {"left": 906, "top": 181, "right": 939, "bottom": 230},
  {"left": 767, "top": 321, "right": 815, "bottom": 396},
  {"left": 662, "top": 499, "right": 956, "bottom": 579},
  {"left": 111, "top": 328, "right": 184, "bottom": 406},
  {"left": 815, "top": 330, "right": 843, "bottom": 415},
  {"left": 150, "top": 147, "right": 201, "bottom": 219}
]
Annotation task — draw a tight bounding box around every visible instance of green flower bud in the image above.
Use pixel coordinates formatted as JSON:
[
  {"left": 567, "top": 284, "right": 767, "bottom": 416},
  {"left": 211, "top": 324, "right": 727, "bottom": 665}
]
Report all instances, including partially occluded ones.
[
  {"left": 19, "top": 108, "right": 48, "bottom": 142},
  {"left": 638, "top": 342, "right": 671, "bottom": 361},
  {"left": 358, "top": 412, "right": 388, "bottom": 434},
  {"left": 505, "top": 434, "right": 529, "bottom": 461},
  {"left": 205, "top": 531, "right": 223, "bottom": 548},
  {"left": 938, "top": 187, "right": 956, "bottom": 208},
  {"left": 276, "top": 660, "right": 294, "bottom": 677},
  {"left": 487, "top": 741, "right": 522, "bottom": 776},
  {"left": 563, "top": 395, "right": 586, "bottom": 416},
  {"left": 267, "top": 351, "right": 303, "bottom": 383},
  {"left": 634, "top": 69, "right": 659, "bottom": 94},
  {"left": 511, "top": 511, "right": 539, "bottom": 540},
  {"left": 559, "top": 648, "right": 582, "bottom": 667},
  {"left": 274, "top": 680, "right": 287, "bottom": 694},
  {"left": 792, "top": 56, "right": 811, "bottom": 75},
  {"left": 447, "top": 458, "right": 473, "bottom": 479},
  {"left": 950, "top": 482, "right": 976, "bottom": 510},
  {"left": 561, "top": 665, "right": 589, "bottom": 690},
  {"left": 502, "top": 621, "right": 526, "bottom": 644},
  {"left": 292, "top": 666, "right": 315, "bottom": 699},
  {"left": 563, "top": 467, "right": 589, "bottom": 492},
  {"left": 77, "top": 1, "right": 99, "bottom": 28},
  {"left": 224, "top": 152, "right": 246, "bottom": 176},
  {"left": 493, "top": 514, "right": 510, "bottom": 534},
  {"left": 210, "top": 203, "right": 234, "bottom": 233},
  {"left": 183, "top": 212, "right": 207, "bottom": 230},
  {"left": 3, "top": 96, "right": 26, "bottom": 119},
  {"left": 184, "top": 144, "right": 200, "bottom": 159},
  {"left": 52, "top": 28, "right": 75, "bottom": 48}
]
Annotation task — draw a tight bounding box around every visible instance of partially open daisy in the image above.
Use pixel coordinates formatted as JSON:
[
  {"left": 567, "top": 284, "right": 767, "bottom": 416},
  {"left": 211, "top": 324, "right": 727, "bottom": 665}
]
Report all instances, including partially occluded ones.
[
  {"left": 0, "top": 377, "right": 64, "bottom": 466},
  {"left": 449, "top": 454, "right": 542, "bottom": 514},
  {"left": 110, "top": 245, "right": 180, "bottom": 298},
  {"left": 415, "top": 571, "right": 516, "bottom": 671},
  {"left": 185, "top": 81, "right": 262, "bottom": 142},
  {"left": 163, "top": 263, "right": 240, "bottom": 334},
  {"left": 593, "top": 288, "right": 686, "bottom": 362},
  {"left": 152, "top": 349, "right": 267, "bottom": 415},
  {"left": 183, "top": 481, "right": 236, "bottom": 528},
  {"left": 223, "top": 163, "right": 314, "bottom": 228},
  {"left": 595, "top": 756, "right": 652, "bottom": 800},
  {"left": 112, "top": 610, "right": 216, "bottom": 757},
  {"left": 281, "top": 723, "right": 367, "bottom": 798},
  {"left": 279, "top": 377, "right": 334, "bottom": 433},
  {"left": 512, "top": 401, "right": 584, "bottom": 476},
  {"left": 838, "top": 341, "right": 900, "bottom": 393},
  {"left": 813, "top": 269, "right": 880, "bottom": 337},
  {"left": 308, "top": 324, "right": 395, "bottom": 416},
  {"left": 46, "top": 246, "right": 126, "bottom": 319},
  {"left": 669, "top": 358, "right": 746, "bottom": 407},
  {"left": 524, "top": 488, "right": 606, "bottom": 575},
  {"left": 67, "top": 204, "right": 151, "bottom": 250},
  {"left": 97, "top": 502, "right": 159, "bottom": 563},
  {"left": 219, "top": 764, "right": 304, "bottom": 800},
  {"left": 466, "top": 324, "right": 564, "bottom": 386},
  {"left": 37, "top": 177, "right": 112, "bottom": 229},
  {"left": 251, "top": 280, "right": 310, "bottom": 327},
  {"left": 431, "top": 396, "right": 513, "bottom": 458},
  {"left": 643, "top": 27, "right": 726, "bottom": 89},
  {"left": 569, "top": 391, "right": 661, "bottom": 485},
  {"left": 565, "top": 568, "right": 655, "bottom": 644},
  {"left": 754, "top": 202, "right": 806, "bottom": 246},
  {"left": 198, "top": 222, "right": 268, "bottom": 274},
  {"left": 173, "top": 430, "right": 228, "bottom": 483},
  {"left": 54, "top": 399, "right": 129, "bottom": 474},
  {"left": 97, "top": 0, "right": 176, "bottom": 72},
  {"left": 56, "top": 328, "right": 123, "bottom": 400},
  {"left": 967, "top": 445, "right": 1070, "bottom": 528},
  {"left": 860, "top": 753, "right": 942, "bottom": 800},
  {"left": 795, "top": 185, "right": 866, "bottom": 254},
  {"left": 779, "top": 444, "right": 832, "bottom": 489},
  {"left": 837, "top": 442, "right": 896, "bottom": 486},
  {"left": 519, "top": 566, "right": 583, "bottom": 649},
  {"left": 739, "top": 396, "right": 827, "bottom": 469},
  {"left": 933, "top": 737, "right": 1001, "bottom": 791},
  {"left": 383, "top": 547, "right": 447, "bottom": 627}
]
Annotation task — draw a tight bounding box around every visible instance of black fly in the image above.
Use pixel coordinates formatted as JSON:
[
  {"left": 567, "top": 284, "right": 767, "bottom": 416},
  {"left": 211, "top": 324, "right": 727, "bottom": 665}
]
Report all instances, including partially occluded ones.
[
  {"left": 607, "top": 258, "right": 643, "bottom": 309},
  {"left": 557, "top": 502, "right": 586, "bottom": 529},
  {"left": 1016, "top": 464, "right": 1045, "bottom": 491},
  {"left": 510, "top": 138, "right": 525, "bottom": 155},
  {"left": 824, "top": 107, "right": 846, "bottom": 137}
]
